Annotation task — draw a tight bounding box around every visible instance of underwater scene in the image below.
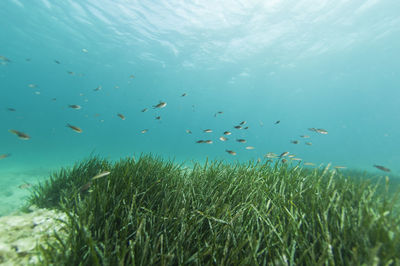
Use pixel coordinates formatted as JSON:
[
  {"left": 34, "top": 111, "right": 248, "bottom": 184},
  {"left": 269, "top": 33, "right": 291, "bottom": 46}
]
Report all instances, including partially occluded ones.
[{"left": 1, "top": 0, "right": 400, "bottom": 265}]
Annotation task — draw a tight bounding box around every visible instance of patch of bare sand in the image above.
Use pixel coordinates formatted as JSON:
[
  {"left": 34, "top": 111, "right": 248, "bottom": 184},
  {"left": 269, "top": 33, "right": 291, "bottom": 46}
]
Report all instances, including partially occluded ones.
[{"left": 0, "top": 207, "right": 66, "bottom": 265}]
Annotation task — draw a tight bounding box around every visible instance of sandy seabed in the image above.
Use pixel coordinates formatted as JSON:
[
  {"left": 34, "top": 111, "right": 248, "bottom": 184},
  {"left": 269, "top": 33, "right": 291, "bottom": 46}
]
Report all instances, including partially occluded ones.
[{"left": 0, "top": 207, "right": 66, "bottom": 265}]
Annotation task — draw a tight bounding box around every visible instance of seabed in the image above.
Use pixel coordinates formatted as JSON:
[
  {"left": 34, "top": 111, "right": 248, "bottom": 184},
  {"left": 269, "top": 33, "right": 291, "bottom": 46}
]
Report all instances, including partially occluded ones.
[
  {"left": 0, "top": 207, "right": 66, "bottom": 265},
  {"left": 0, "top": 155, "right": 399, "bottom": 265}
]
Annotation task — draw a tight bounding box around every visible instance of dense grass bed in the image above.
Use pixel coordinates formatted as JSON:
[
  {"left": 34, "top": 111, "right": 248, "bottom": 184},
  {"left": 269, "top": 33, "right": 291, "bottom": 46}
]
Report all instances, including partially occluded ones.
[{"left": 28, "top": 155, "right": 400, "bottom": 265}]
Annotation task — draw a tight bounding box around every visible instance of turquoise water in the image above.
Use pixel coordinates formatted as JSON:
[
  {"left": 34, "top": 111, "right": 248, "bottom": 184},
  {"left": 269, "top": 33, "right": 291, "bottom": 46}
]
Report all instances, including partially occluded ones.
[{"left": 1, "top": 0, "right": 399, "bottom": 215}]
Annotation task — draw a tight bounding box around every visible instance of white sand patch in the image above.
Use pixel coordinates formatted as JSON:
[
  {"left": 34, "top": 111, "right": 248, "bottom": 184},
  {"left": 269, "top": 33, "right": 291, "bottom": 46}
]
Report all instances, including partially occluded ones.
[{"left": 0, "top": 207, "right": 67, "bottom": 265}]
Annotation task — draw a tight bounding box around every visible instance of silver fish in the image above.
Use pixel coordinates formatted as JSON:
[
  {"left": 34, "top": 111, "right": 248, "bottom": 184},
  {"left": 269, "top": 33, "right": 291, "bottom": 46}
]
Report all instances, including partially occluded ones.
[
  {"left": 92, "top": 171, "right": 111, "bottom": 180},
  {"left": 153, "top": 101, "right": 167, "bottom": 108}
]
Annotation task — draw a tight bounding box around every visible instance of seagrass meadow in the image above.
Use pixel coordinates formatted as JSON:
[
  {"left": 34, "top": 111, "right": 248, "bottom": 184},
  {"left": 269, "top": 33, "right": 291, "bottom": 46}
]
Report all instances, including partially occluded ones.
[{"left": 28, "top": 155, "right": 400, "bottom": 265}]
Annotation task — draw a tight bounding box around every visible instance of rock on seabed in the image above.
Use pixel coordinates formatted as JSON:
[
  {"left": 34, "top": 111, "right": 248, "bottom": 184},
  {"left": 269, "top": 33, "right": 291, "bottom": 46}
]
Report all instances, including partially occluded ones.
[{"left": 0, "top": 207, "right": 67, "bottom": 265}]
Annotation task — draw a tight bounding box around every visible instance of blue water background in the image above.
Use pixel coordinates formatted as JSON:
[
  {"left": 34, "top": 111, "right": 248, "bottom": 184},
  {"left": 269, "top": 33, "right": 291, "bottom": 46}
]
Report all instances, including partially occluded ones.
[{"left": 1, "top": 0, "right": 399, "bottom": 214}]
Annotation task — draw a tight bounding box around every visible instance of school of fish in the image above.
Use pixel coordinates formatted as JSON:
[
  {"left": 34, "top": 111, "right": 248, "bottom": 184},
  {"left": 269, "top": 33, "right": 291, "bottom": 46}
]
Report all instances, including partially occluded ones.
[{"left": 0, "top": 52, "right": 392, "bottom": 177}]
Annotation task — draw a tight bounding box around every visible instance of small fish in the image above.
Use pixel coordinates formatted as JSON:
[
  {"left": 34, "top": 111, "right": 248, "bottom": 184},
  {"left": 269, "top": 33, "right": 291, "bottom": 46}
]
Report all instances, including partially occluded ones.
[
  {"left": 114, "top": 86, "right": 119, "bottom": 89},
  {"left": 316, "top": 128, "right": 328, "bottom": 134},
  {"left": 7, "top": 108, "right": 16, "bottom": 112},
  {"left": 281, "top": 159, "right": 287, "bottom": 163},
  {"left": 54, "top": 60, "right": 61, "bottom": 64},
  {"left": 219, "top": 136, "right": 227, "bottom": 141},
  {"left": 225, "top": 149, "right": 237, "bottom": 155},
  {"left": 129, "top": 74, "right": 135, "bottom": 78},
  {"left": 18, "top": 183, "right": 32, "bottom": 189},
  {"left": 265, "top": 152, "right": 278, "bottom": 158},
  {"left": 234, "top": 125, "right": 242, "bottom": 129},
  {"left": 79, "top": 181, "right": 92, "bottom": 192},
  {"left": 373, "top": 165, "right": 391, "bottom": 172},
  {"left": 0, "top": 55, "right": 11, "bottom": 62},
  {"left": 196, "top": 140, "right": 205, "bottom": 144},
  {"left": 304, "top": 162, "right": 315, "bottom": 166},
  {"left": 214, "top": 111, "right": 223, "bottom": 117},
  {"left": 203, "top": 129, "right": 213, "bottom": 133},
  {"left": 34, "top": 91, "right": 40, "bottom": 95},
  {"left": 28, "top": 84, "right": 37, "bottom": 88},
  {"left": 245, "top": 146, "right": 255, "bottom": 150},
  {"left": 279, "top": 151, "right": 289, "bottom": 157},
  {"left": 68, "top": 104, "right": 81, "bottom": 110},
  {"left": 0, "top": 153, "right": 11, "bottom": 160},
  {"left": 181, "top": 93, "right": 187, "bottom": 97},
  {"left": 82, "top": 48, "right": 88, "bottom": 53},
  {"left": 239, "top": 121, "right": 246, "bottom": 125},
  {"left": 25, "top": 58, "right": 31, "bottom": 62},
  {"left": 288, "top": 155, "right": 296, "bottom": 158},
  {"left": 9, "top": 129, "right": 30, "bottom": 140},
  {"left": 153, "top": 101, "right": 167, "bottom": 109},
  {"left": 155, "top": 116, "right": 161, "bottom": 120},
  {"left": 52, "top": 98, "right": 57, "bottom": 101},
  {"left": 334, "top": 166, "right": 347, "bottom": 169},
  {"left": 93, "top": 86, "right": 102, "bottom": 91},
  {"left": 117, "top": 113, "right": 126, "bottom": 120},
  {"left": 141, "top": 108, "right": 148, "bottom": 112},
  {"left": 305, "top": 142, "right": 312, "bottom": 146},
  {"left": 291, "top": 158, "right": 302, "bottom": 161},
  {"left": 186, "top": 129, "right": 192, "bottom": 134},
  {"left": 236, "top": 139, "right": 246, "bottom": 143},
  {"left": 223, "top": 131, "right": 232, "bottom": 135},
  {"left": 141, "top": 129, "right": 148, "bottom": 134},
  {"left": 205, "top": 140, "right": 213, "bottom": 144},
  {"left": 257, "top": 158, "right": 261, "bottom": 163},
  {"left": 244, "top": 126, "right": 249, "bottom": 130},
  {"left": 291, "top": 140, "right": 299, "bottom": 144},
  {"left": 66, "top": 124, "right": 82, "bottom": 133},
  {"left": 275, "top": 120, "right": 280, "bottom": 124},
  {"left": 92, "top": 171, "right": 111, "bottom": 180},
  {"left": 67, "top": 71, "right": 75, "bottom": 75},
  {"left": 300, "top": 135, "right": 310, "bottom": 138}
]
